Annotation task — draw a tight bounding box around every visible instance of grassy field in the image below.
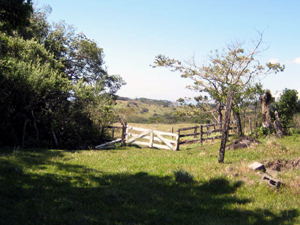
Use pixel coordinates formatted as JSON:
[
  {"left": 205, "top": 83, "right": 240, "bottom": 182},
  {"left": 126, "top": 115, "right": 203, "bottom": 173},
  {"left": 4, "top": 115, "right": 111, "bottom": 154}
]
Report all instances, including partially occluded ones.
[{"left": 1, "top": 133, "right": 300, "bottom": 224}]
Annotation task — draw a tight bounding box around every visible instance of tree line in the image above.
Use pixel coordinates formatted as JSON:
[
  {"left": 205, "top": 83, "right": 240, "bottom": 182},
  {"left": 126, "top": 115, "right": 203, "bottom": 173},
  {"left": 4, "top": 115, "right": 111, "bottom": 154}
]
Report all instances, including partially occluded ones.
[{"left": 0, "top": 1, "right": 125, "bottom": 149}]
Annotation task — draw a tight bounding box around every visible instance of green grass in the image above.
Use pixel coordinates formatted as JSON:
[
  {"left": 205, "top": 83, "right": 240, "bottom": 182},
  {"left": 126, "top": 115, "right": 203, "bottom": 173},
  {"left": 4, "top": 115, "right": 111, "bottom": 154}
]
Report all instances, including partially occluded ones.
[{"left": 1, "top": 134, "right": 300, "bottom": 224}]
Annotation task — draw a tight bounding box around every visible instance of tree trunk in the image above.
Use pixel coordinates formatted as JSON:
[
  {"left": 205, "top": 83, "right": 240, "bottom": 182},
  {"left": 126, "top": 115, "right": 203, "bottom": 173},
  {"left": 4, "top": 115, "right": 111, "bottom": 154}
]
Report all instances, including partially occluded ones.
[
  {"left": 260, "top": 90, "right": 275, "bottom": 130},
  {"left": 51, "top": 127, "right": 58, "bottom": 148},
  {"left": 233, "top": 108, "right": 243, "bottom": 136},
  {"left": 254, "top": 101, "right": 258, "bottom": 128},
  {"left": 217, "top": 103, "right": 223, "bottom": 129},
  {"left": 274, "top": 110, "right": 283, "bottom": 138},
  {"left": 22, "top": 119, "right": 29, "bottom": 149},
  {"left": 218, "top": 90, "right": 234, "bottom": 163},
  {"left": 249, "top": 117, "right": 253, "bottom": 133}
]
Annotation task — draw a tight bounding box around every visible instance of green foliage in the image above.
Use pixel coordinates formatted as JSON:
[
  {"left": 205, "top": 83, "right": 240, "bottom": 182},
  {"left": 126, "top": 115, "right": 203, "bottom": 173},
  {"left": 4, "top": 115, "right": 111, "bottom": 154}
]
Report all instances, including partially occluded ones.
[
  {"left": 272, "top": 89, "right": 298, "bottom": 132},
  {"left": 0, "top": 4, "right": 125, "bottom": 149},
  {"left": 0, "top": 34, "right": 69, "bottom": 147},
  {"left": 0, "top": 0, "right": 33, "bottom": 34}
]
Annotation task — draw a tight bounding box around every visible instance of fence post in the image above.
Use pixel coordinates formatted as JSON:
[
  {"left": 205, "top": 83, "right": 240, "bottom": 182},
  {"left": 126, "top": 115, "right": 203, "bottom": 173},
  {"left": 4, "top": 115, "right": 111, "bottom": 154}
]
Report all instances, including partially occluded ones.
[
  {"left": 150, "top": 129, "right": 154, "bottom": 148},
  {"left": 194, "top": 127, "right": 197, "bottom": 138},
  {"left": 200, "top": 125, "right": 203, "bottom": 145},
  {"left": 207, "top": 125, "right": 210, "bottom": 137},
  {"left": 175, "top": 129, "right": 180, "bottom": 150},
  {"left": 121, "top": 123, "right": 127, "bottom": 147}
]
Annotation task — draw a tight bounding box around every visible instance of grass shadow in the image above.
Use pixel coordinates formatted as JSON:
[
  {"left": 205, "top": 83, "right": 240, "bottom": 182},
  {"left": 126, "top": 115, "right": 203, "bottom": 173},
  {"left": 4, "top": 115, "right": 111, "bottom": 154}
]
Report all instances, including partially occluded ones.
[{"left": 0, "top": 149, "right": 298, "bottom": 224}]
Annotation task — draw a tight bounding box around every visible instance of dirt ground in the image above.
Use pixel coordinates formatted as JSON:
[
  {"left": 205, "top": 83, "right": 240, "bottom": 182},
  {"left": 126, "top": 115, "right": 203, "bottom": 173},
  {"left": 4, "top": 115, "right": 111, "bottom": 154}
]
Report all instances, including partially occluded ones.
[
  {"left": 226, "top": 135, "right": 262, "bottom": 150},
  {"left": 263, "top": 158, "right": 300, "bottom": 171}
]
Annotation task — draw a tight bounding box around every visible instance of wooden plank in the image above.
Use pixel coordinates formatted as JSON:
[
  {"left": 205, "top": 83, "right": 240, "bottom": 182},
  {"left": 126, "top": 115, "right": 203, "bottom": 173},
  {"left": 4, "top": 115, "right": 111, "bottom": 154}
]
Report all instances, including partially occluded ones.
[
  {"left": 127, "top": 141, "right": 174, "bottom": 150},
  {"left": 202, "top": 123, "right": 220, "bottom": 128},
  {"left": 178, "top": 126, "right": 199, "bottom": 131},
  {"left": 132, "top": 141, "right": 151, "bottom": 147},
  {"left": 128, "top": 126, "right": 151, "bottom": 132},
  {"left": 127, "top": 134, "right": 176, "bottom": 144},
  {"left": 154, "top": 130, "right": 178, "bottom": 137},
  {"left": 202, "top": 135, "right": 222, "bottom": 141},
  {"left": 127, "top": 133, "right": 151, "bottom": 138},
  {"left": 179, "top": 133, "right": 200, "bottom": 138},
  {"left": 153, "top": 143, "right": 175, "bottom": 150},
  {"left": 127, "top": 130, "right": 150, "bottom": 143},
  {"left": 202, "top": 129, "right": 222, "bottom": 134},
  {"left": 153, "top": 130, "right": 174, "bottom": 150},
  {"left": 179, "top": 139, "right": 198, "bottom": 145},
  {"left": 95, "top": 138, "right": 122, "bottom": 149}
]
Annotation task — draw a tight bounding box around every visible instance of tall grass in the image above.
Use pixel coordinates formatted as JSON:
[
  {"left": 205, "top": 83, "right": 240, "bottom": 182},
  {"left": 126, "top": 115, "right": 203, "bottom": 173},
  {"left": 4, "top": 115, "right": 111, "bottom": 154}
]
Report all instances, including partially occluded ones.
[{"left": 1, "top": 134, "right": 300, "bottom": 224}]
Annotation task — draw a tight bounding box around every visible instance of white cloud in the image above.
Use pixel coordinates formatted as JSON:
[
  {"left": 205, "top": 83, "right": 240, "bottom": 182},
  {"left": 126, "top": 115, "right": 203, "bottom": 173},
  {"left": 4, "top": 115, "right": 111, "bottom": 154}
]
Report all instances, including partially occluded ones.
[
  {"left": 293, "top": 57, "right": 300, "bottom": 64},
  {"left": 269, "top": 58, "right": 279, "bottom": 64}
]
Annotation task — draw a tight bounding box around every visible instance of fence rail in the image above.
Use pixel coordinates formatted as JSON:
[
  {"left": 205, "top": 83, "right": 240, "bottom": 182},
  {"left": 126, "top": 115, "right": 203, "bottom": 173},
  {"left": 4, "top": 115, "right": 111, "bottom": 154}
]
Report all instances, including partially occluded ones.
[
  {"left": 178, "top": 121, "right": 237, "bottom": 147},
  {"left": 97, "top": 121, "right": 237, "bottom": 150}
]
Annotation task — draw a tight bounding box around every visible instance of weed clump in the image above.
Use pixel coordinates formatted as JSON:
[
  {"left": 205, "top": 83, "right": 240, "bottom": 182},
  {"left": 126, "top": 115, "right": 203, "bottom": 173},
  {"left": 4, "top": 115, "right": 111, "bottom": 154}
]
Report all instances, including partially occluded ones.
[{"left": 174, "top": 169, "right": 194, "bottom": 183}]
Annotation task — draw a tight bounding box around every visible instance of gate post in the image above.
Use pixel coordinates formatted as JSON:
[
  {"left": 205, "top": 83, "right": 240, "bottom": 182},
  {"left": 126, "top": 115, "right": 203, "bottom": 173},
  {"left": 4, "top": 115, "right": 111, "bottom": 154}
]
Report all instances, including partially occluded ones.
[
  {"left": 150, "top": 129, "right": 154, "bottom": 148},
  {"left": 121, "top": 123, "right": 127, "bottom": 147}
]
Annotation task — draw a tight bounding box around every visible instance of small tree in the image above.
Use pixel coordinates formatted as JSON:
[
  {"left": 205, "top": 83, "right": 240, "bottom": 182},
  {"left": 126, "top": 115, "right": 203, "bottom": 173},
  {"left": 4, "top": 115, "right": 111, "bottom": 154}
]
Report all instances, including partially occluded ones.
[
  {"left": 152, "top": 32, "right": 284, "bottom": 163},
  {"left": 274, "top": 89, "right": 298, "bottom": 132}
]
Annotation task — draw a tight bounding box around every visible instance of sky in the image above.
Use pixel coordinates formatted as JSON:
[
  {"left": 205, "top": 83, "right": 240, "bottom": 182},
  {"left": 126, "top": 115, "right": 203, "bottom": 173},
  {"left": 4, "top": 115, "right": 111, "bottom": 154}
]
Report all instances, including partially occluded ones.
[{"left": 34, "top": 0, "right": 300, "bottom": 101}]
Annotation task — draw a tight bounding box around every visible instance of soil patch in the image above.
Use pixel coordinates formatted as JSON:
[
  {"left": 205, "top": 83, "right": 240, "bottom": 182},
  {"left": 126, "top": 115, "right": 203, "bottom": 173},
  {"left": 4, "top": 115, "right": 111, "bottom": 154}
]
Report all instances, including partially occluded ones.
[
  {"left": 226, "top": 135, "right": 261, "bottom": 150},
  {"left": 263, "top": 159, "right": 300, "bottom": 171}
]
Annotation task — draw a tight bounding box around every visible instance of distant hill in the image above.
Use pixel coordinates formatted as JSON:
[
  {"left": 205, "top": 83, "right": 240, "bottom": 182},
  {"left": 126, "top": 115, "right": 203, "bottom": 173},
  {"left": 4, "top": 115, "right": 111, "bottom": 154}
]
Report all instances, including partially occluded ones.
[{"left": 115, "top": 97, "right": 209, "bottom": 124}]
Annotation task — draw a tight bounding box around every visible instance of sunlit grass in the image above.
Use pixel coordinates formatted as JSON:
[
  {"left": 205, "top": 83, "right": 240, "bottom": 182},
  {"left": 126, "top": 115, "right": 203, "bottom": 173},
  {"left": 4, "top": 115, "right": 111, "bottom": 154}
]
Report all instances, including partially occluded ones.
[{"left": 1, "top": 134, "right": 300, "bottom": 224}]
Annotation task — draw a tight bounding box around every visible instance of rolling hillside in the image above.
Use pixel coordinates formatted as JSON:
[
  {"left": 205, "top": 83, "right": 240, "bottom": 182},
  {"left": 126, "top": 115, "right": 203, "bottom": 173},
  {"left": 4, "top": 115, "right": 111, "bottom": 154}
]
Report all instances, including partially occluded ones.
[{"left": 115, "top": 97, "right": 180, "bottom": 124}]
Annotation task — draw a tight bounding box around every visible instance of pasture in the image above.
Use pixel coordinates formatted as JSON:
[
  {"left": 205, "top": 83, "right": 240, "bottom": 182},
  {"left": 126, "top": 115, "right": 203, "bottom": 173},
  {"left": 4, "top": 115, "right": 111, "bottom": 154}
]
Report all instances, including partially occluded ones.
[{"left": 1, "top": 132, "right": 300, "bottom": 224}]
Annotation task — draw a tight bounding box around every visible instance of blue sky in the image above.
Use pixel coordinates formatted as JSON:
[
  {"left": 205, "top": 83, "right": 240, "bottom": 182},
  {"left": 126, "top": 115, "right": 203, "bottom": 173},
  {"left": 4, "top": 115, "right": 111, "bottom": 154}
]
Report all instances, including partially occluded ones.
[{"left": 34, "top": 0, "right": 300, "bottom": 101}]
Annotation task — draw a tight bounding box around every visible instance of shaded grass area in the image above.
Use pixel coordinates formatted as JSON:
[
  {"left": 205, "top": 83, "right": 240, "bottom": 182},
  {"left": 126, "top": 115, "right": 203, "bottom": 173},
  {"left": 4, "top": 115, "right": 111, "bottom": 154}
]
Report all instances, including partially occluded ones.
[{"left": 0, "top": 139, "right": 299, "bottom": 224}]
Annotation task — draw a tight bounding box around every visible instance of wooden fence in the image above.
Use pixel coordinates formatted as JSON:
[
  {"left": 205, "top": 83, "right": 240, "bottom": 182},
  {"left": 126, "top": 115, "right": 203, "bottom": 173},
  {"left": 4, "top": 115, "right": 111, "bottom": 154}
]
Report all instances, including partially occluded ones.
[
  {"left": 177, "top": 121, "right": 237, "bottom": 148},
  {"left": 96, "top": 121, "right": 237, "bottom": 150}
]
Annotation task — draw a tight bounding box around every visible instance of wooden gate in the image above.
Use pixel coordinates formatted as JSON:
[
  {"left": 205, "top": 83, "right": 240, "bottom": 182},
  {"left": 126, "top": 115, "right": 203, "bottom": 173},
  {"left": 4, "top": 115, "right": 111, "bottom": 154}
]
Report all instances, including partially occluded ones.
[{"left": 126, "top": 126, "right": 178, "bottom": 151}]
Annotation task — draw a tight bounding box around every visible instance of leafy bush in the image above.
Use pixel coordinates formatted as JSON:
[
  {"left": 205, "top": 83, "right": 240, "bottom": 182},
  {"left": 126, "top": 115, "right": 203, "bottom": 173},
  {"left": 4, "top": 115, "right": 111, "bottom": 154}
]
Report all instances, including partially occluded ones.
[
  {"left": 271, "top": 89, "right": 298, "bottom": 132},
  {"left": 140, "top": 108, "right": 149, "bottom": 114}
]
